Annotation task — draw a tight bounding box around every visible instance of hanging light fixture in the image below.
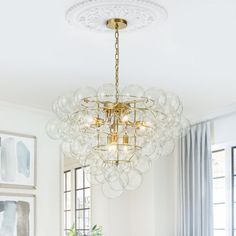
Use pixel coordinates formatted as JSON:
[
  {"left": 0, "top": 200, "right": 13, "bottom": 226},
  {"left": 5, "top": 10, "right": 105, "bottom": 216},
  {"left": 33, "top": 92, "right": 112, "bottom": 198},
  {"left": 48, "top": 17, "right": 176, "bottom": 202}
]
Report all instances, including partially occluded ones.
[{"left": 46, "top": 3, "right": 189, "bottom": 198}]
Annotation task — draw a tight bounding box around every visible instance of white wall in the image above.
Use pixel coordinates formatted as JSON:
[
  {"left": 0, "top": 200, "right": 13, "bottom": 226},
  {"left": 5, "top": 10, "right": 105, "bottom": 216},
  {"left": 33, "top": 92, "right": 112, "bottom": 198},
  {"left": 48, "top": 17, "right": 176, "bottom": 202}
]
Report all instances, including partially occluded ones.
[
  {"left": 91, "top": 152, "right": 176, "bottom": 236},
  {"left": 211, "top": 111, "right": 236, "bottom": 145},
  {"left": 0, "top": 102, "right": 61, "bottom": 236},
  {"left": 4, "top": 101, "right": 236, "bottom": 236}
]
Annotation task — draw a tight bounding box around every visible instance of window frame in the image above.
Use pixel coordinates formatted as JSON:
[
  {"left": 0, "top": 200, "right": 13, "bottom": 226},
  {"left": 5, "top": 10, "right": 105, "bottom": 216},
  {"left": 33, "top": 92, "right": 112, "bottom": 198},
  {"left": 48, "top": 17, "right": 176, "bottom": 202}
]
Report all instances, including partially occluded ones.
[
  {"left": 75, "top": 167, "right": 91, "bottom": 235},
  {"left": 212, "top": 142, "right": 236, "bottom": 236},
  {"left": 232, "top": 146, "right": 236, "bottom": 235},
  {"left": 64, "top": 164, "right": 91, "bottom": 236},
  {"left": 64, "top": 170, "right": 72, "bottom": 235}
]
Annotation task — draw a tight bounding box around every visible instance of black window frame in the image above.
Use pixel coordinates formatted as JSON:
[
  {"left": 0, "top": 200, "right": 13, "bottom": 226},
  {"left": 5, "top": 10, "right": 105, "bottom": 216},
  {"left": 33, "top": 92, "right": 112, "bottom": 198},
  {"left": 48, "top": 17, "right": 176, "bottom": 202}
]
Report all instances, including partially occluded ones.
[
  {"left": 232, "top": 147, "right": 236, "bottom": 235},
  {"left": 75, "top": 167, "right": 91, "bottom": 236},
  {"left": 212, "top": 149, "right": 227, "bottom": 234},
  {"left": 64, "top": 170, "right": 72, "bottom": 235}
]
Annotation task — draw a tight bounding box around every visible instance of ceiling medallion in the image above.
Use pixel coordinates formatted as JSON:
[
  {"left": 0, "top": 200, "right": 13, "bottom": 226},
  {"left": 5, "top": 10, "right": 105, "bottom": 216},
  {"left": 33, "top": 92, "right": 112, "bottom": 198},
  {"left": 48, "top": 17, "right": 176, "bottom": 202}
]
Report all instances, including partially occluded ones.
[
  {"left": 47, "top": 12, "right": 189, "bottom": 198},
  {"left": 65, "top": 0, "right": 168, "bottom": 32}
]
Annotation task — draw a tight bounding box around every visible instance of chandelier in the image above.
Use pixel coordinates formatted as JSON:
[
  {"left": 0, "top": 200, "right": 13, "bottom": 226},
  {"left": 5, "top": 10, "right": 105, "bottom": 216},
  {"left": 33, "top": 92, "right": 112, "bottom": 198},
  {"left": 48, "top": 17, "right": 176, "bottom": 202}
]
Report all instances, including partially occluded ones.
[{"left": 46, "top": 17, "right": 189, "bottom": 198}]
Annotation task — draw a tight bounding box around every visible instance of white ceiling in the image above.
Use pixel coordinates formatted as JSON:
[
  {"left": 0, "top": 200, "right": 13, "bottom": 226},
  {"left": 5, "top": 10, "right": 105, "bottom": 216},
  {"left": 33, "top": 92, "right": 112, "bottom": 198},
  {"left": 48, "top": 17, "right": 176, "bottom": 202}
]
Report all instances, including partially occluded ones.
[{"left": 0, "top": 0, "right": 236, "bottom": 121}]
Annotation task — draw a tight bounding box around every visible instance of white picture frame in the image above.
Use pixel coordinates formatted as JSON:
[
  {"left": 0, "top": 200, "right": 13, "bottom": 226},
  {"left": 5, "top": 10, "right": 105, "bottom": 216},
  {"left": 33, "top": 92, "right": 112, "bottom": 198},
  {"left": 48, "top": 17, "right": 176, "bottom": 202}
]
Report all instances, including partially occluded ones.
[
  {"left": 0, "top": 193, "right": 36, "bottom": 236},
  {"left": 0, "top": 131, "right": 37, "bottom": 189}
]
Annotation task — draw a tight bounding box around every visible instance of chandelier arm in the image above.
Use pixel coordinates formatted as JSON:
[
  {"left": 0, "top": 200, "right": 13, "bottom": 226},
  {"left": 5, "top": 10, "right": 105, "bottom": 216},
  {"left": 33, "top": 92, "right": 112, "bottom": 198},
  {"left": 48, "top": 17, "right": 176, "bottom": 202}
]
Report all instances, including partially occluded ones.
[{"left": 115, "top": 26, "right": 119, "bottom": 103}]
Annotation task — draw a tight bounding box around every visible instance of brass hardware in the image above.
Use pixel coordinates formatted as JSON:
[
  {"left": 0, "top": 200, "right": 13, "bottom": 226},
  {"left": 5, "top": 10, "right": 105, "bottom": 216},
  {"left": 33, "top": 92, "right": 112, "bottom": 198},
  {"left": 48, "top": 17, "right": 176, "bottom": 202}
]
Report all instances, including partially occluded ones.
[
  {"left": 134, "top": 121, "right": 145, "bottom": 127},
  {"left": 106, "top": 18, "right": 128, "bottom": 103},
  {"left": 115, "top": 26, "right": 119, "bottom": 102},
  {"left": 106, "top": 18, "right": 128, "bottom": 30},
  {"left": 107, "top": 134, "right": 112, "bottom": 144},
  {"left": 123, "top": 133, "right": 129, "bottom": 145},
  {"left": 92, "top": 117, "right": 104, "bottom": 127},
  {"left": 107, "top": 133, "right": 119, "bottom": 144},
  {"left": 112, "top": 133, "right": 118, "bottom": 143},
  {"left": 91, "top": 18, "right": 148, "bottom": 166}
]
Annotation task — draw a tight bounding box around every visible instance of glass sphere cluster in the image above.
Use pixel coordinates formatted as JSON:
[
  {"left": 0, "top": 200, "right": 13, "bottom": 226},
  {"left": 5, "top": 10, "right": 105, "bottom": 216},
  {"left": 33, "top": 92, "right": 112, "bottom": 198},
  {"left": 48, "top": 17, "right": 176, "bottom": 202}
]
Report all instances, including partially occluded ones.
[{"left": 46, "top": 83, "right": 189, "bottom": 198}]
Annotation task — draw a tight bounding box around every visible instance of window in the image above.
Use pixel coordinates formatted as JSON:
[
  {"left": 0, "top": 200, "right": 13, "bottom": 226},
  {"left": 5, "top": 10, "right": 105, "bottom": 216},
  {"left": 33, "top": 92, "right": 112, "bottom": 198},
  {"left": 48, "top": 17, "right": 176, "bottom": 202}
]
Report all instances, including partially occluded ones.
[
  {"left": 64, "top": 171, "right": 72, "bottom": 235},
  {"left": 233, "top": 147, "right": 236, "bottom": 235},
  {"left": 64, "top": 167, "right": 91, "bottom": 236},
  {"left": 75, "top": 167, "right": 91, "bottom": 236},
  {"left": 212, "top": 150, "right": 227, "bottom": 235},
  {"left": 212, "top": 145, "right": 236, "bottom": 236}
]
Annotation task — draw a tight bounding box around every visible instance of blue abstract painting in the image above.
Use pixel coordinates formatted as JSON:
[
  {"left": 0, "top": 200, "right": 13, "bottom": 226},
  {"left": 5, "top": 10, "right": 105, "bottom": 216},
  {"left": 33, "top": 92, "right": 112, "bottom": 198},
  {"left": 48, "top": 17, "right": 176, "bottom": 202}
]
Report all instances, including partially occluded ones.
[
  {"left": 0, "top": 133, "right": 36, "bottom": 187},
  {"left": 0, "top": 195, "right": 35, "bottom": 236}
]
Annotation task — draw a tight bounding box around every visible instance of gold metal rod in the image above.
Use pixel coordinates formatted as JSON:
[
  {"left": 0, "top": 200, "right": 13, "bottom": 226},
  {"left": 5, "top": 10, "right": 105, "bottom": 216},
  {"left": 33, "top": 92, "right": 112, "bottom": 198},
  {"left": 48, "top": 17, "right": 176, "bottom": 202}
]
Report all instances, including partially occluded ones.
[{"left": 115, "top": 27, "right": 119, "bottom": 103}]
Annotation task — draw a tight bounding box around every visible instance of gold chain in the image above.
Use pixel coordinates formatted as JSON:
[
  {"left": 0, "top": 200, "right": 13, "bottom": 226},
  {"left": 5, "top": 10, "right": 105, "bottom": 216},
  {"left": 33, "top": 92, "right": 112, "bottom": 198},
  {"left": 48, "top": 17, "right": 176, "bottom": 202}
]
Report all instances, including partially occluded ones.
[{"left": 115, "top": 27, "right": 119, "bottom": 102}]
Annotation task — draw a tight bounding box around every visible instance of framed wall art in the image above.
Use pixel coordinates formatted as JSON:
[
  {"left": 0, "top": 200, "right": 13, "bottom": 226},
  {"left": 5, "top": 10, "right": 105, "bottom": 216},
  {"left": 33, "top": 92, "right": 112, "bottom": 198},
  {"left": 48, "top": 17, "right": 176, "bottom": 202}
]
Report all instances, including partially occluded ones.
[
  {"left": 0, "top": 131, "right": 37, "bottom": 188},
  {"left": 0, "top": 193, "right": 36, "bottom": 236}
]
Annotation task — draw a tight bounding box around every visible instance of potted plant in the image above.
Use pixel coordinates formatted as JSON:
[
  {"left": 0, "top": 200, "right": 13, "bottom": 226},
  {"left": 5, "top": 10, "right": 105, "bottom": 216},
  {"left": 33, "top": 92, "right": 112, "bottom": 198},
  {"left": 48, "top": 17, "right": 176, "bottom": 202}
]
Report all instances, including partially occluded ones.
[
  {"left": 67, "top": 224, "right": 102, "bottom": 236},
  {"left": 91, "top": 225, "right": 102, "bottom": 236},
  {"left": 67, "top": 224, "right": 79, "bottom": 236}
]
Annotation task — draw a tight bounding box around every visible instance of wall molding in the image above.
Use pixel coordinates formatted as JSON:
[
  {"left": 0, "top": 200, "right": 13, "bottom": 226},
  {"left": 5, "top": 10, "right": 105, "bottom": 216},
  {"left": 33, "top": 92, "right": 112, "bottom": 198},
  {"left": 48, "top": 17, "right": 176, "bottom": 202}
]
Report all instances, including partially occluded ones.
[
  {"left": 0, "top": 100, "right": 51, "bottom": 117},
  {"left": 191, "top": 103, "right": 236, "bottom": 125}
]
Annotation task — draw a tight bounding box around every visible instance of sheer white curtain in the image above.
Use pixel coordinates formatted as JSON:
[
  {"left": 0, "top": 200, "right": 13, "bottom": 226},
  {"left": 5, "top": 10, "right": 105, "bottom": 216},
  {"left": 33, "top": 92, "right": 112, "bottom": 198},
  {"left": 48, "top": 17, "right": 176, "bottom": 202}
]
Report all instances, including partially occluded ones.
[{"left": 177, "top": 122, "right": 213, "bottom": 236}]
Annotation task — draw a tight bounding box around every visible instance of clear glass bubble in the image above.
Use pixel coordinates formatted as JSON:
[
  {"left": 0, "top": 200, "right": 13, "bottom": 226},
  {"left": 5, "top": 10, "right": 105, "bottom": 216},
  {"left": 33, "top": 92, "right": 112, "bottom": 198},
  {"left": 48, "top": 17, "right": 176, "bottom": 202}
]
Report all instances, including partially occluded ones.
[
  {"left": 46, "top": 119, "right": 61, "bottom": 140},
  {"left": 145, "top": 88, "right": 167, "bottom": 108},
  {"left": 165, "top": 93, "right": 181, "bottom": 113},
  {"left": 61, "top": 142, "right": 72, "bottom": 157},
  {"left": 102, "top": 183, "right": 123, "bottom": 198},
  {"left": 57, "top": 93, "right": 75, "bottom": 113},
  {"left": 74, "top": 87, "right": 97, "bottom": 104},
  {"left": 125, "top": 169, "right": 143, "bottom": 191},
  {"left": 70, "top": 139, "right": 90, "bottom": 156},
  {"left": 97, "top": 83, "right": 117, "bottom": 102},
  {"left": 134, "top": 157, "right": 152, "bottom": 173},
  {"left": 160, "top": 139, "right": 175, "bottom": 156},
  {"left": 109, "top": 172, "right": 128, "bottom": 191},
  {"left": 84, "top": 152, "right": 104, "bottom": 176},
  {"left": 142, "top": 139, "right": 157, "bottom": 157},
  {"left": 180, "top": 117, "right": 190, "bottom": 136},
  {"left": 121, "top": 84, "right": 144, "bottom": 101},
  {"left": 104, "top": 166, "right": 120, "bottom": 183}
]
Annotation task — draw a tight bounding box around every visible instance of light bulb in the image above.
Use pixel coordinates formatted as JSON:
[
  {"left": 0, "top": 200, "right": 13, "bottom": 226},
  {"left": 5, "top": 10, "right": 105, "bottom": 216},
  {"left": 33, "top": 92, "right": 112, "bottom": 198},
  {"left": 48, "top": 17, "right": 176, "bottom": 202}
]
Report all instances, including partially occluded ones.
[
  {"left": 108, "top": 144, "right": 117, "bottom": 152},
  {"left": 123, "top": 145, "right": 128, "bottom": 152},
  {"left": 121, "top": 114, "right": 129, "bottom": 122}
]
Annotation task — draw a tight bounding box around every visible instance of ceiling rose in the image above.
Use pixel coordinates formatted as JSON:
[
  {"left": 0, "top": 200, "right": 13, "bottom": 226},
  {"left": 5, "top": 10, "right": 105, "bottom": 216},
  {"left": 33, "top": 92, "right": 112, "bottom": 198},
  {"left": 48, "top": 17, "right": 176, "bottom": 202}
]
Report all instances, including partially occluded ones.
[
  {"left": 66, "top": 0, "right": 168, "bottom": 32},
  {"left": 47, "top": 4, "right": 189, "bottom": 198}
]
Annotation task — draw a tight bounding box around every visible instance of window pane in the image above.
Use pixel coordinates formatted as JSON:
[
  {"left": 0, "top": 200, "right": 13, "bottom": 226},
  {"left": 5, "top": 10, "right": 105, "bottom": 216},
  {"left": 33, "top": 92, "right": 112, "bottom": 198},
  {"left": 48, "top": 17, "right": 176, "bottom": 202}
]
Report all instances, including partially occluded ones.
[
  {"left": 234, "top": 148, "right": 236, "bottom": 174},
  {"left": 64, "top": 172, "right": 66, "bottom": 192},
  {"left": 66, "top": 211, "right": 71, "bottom": 229},
  {"left": 212, "top": 150, "right": 226, "bottom": 178},
  {"left": 64, "top": 212, "right": 67, "bottom": 229},
  {"left": 74, "top": 167, "right": 91, "bottom": 233},
  {"left": 84, "top": 167, "right": 90, "bottom": 188},
  {"left": 214, "top": 230, "right": 226, "bottom": 236},
  {"left": 66, "top": 171, "right": 71, "bottom": 191},
  {"left": 213, "top": 178, "right": 226, "bottom": 203},
  {"left": 84, "top": 209, "right": 90, "bottom": 229},
  {"left": 213, "top": 204, "right": 226, "bottom": 229},
  {"left": 76, "top": 210, "right": 84, "bottom": 229},
  {"left": 76, "top": 168, "right": 84, "bottom": 189},
  {"left": 66, "top": 192, "right": 71, "bottom": 210},
  {"left": 76, "top": 190, "right": 84, "bottom": 209},
  {"left": 85, "top": 189, "right": 90, "bottom": 208},
  {"left": 79, "top": 230, "right": 85, "bottom": 236},
  {"left": 234, "top": 176, "right": 236, "bottom": 202},
  {"left": 234, "top": 203, "right": 236, "bottom": 229}
]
